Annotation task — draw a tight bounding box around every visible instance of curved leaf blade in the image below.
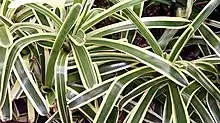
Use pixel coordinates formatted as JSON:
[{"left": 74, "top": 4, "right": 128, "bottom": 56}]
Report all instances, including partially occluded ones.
[
  {"left": 87, "top": 17, "right": 190, "bottom": 37},
  {"left": 87, "top": 38, "right": 188, "bottom": 87}
]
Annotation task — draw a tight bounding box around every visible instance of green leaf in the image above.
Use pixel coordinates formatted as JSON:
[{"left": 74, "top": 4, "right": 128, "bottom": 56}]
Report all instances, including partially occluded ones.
[
  {"left": 191, "top": 95, "right": 215, "bottom": 123},
  {"left": 168, "top": 81, "right": 190, "bottom": 123},
  {"left": 199, "top": 24, "right": 220, "bottom": 57},
  {"left": 70, "top": 42, "right": 97, "bottom": 89},
  {"left": 0, "top": 22, "right": 13, "bottom": 48},
  {"left": 207, "top": 94, "right": 220, "bottom": 123},
  {"left": 45, "top": 3, "right": 82, "bottom": 87},
  {"left": 186, "top": 0, "right": 193, "bottom": 18},
  {"left": 9, "top": 22, "right": 54, "bottom": 33},
  {"left": 68, "top": 79, "right": 114, "bottom": 109},
  {"left": 0, "top": 87, "right": 12, "bottom": 122},
  {"left": 181, "top": 81, "right": 201, "bottom": 107},
  {"left": 13, "top": 56, "right": 49, "bottom": 116},
  {"left": 162, "top": 91, "right": 172, "bottom": 123},
  {"left": 87, "top": 17, "right": 189, "bottom": 37},
  {"left": 55, "top": 50, "right": 71, "bottom": 123},
  {"left": 106, "top": 107, "right": 119, "bottom": 123},
  {"left": 87, "top": 38, "right": 188, "bottom": 87},
  {"left": 66, "top": 87, "right": 96, "bottom": 121}
]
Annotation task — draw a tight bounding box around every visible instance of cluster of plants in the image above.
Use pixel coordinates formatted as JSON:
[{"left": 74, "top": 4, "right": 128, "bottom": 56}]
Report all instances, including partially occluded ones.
[{"left": 1, "top": 0, "right": 220, "bottom": 122}]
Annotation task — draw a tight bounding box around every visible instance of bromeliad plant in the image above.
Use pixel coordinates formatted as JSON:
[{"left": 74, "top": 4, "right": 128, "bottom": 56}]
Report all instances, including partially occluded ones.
[{"left": 0, "top": 0, "right": 220, "bottom": 122}]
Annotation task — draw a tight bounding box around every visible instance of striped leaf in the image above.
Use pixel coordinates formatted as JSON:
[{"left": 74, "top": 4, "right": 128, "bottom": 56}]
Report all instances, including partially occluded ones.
[
  {"left": 55, "top": 50, "right": 71, "bottom": 123},
  {"left": 45, "top": 3, "right": 82, "bottom": 87},
  {"left": 87, "top": 17, "right": 189, "bottom": 37},
  {"left": 162, "top": 92, "right": 172, "bottom": 123},
  {"left": 199, "top": 24, "right": 220, "bottom": 57},
  {"left": 168, "top": 81, "right": 190, "bottom": 123},
  {"left": 87, "top": 38, "right": 188, "bottom": 87},
  {"left": 181, "top": 81, "right": 201, "bottom": 107},
  {"left": 0, "top": 87, "right": 12, "bottom": 122},
  {"left": 191, "top": 95, "right": 215, "bottom": 123},
  {"left": 112, "top": 0, "right": 163, "bottom": 55},
  {"left": 206, "top": 94, "right": 220, "bottom": 123},
  {"left": 70, "top": 42, "right": 97, "bottom": 89},
  {"left": 13, "top": 56, "right": 49, "bottom": 116}
]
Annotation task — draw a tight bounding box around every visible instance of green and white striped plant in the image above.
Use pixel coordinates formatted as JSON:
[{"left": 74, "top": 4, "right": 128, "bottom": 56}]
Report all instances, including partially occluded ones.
[{"left": 0, "top": 0, "right": 220, "bottom": 122}]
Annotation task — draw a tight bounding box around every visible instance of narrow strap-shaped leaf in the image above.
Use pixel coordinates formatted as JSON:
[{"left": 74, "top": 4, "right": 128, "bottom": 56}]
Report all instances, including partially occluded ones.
[
  {"left": 81, "top": 0, "right": 147, "bottom": 31},
  {"left": 106, "top": 107, "right": 119, "bottom": 123},
  {"left": 162, "top": 92, "right": 172, "bottom": 123},
  {"left": 45, "top": 3, "right": 82, "bottom": 87},
  {"left": 55, "top": 50, "right": 71, "bottom": 123},
  {"left": 68, "top": 79, "right": 114, "bottom": 109},
  {"left": 87, "top": 17, "right": 189, "bottom": 37},
  {"left": 112, "top": 0, "right": 163, "bottom": 55},
  {"left": 70, "top": 42, "right": 97, "bottom": 89},
  {"left": 169, "top": 0, "right": 220, "bottom": 62},
  {"left": 0, "top": 22, "right": 13, "bottom": 48},
  {"left": 123, "top": 100, "right": 162, "bottom": 123},
  {"left": 27, "top": 99, "right": 35, "bottom": 123},
  {"left": 0, "top": 87, "right": 12, "bottom": 122},
  {"left": 118, "top": 76, "right": 168, "bottom": 109},
  {"left": 168, "top": 81, "right": 190, "bottom": 123},
  {"left": 99, "top": 61, "right": 137, "bottom": 76},
  {"left": 0, "top": 47, "right": 7, "bottom": 103},
  {"left": 9, "top": 23, "right": 54, "bottom": 33},
  {"left": 13, "top": 56, "right": 49, "bottom": 116},
  {"left": 72, "top": 0, "right": 94, "bottom": 34},
  {"left": 186, "top": 0, "right": 193, "bottom": 18},
  {"left": 199, "top": 23, "right": 220, "bottom": 57},
  {"left": 0, "top": 0, "right": 9, "bottom": 16},
  {"left": 66, "top": 87, "right": 96, "bottom": 121},
  {"left": 93, "top": 67, "right": 154, "bottom": 123},
  {"left": 194, "top": 62, "right": 218, "bottom": 78},
  {"left": 126, "top": 83, "right": 165, "bottom": 123},
  {"left": 181, "top": 81, "right": 201, "bottom": 107},
  {"left": 45, "top": 112, "right": 59, "bottom": 123},
  {"left": 206, "top": 94, "right": 220, "bottom": 123},
  {"left": 193, "top": 56, "right": 220, "bottom": 64},
  {"left": 0, "top": 33, "right": 55, "bottom": 107},
  {"left": 11, "top": 80, "right": 23, "bottom": 100},
  {"left": 87, "top": 38, "right": 188, "bottom": 87},
  {"left": 126, "top": 1, "right": 144, "bottom": 43},
  {"left": 159, "top": 29, "right": 178, "bottom": 50},
  {"left": 181, "top": 62, "right": 220, "bottom": 102},
  {"left": 191, "top": 95, "right": 215, "bottom": 123},
  {"left": 27, "top": 3, "right": 62, "bottom": 27}
]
